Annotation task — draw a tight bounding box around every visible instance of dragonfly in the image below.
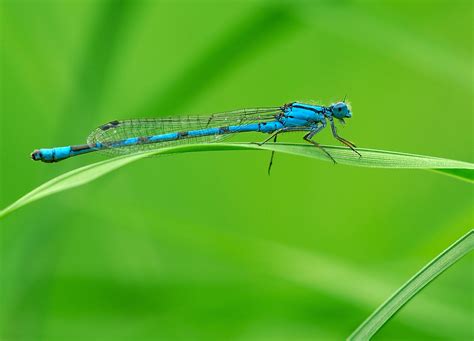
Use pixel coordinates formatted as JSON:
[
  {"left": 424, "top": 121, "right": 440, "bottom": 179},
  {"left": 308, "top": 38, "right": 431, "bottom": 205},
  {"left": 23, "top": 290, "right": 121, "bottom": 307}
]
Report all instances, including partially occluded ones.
[{"left": 31, "top": 101, "right": 360, "bottom": 173}]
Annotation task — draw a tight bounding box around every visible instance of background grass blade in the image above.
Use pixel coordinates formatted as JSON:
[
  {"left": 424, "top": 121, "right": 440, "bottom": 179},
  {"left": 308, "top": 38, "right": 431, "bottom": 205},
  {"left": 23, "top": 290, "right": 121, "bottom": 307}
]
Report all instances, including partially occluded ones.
[
  {"left": 1, "top": 143, "right": 472, "bottom": 219},
  {"left": 138, "top": 4, "right": 297, "bottom": 115},
  {"left": 348, "top": 229, "right": 474, "bottom": 341},
  {"left": 64, "top": 0, "right": 139, "bottom": 124}
]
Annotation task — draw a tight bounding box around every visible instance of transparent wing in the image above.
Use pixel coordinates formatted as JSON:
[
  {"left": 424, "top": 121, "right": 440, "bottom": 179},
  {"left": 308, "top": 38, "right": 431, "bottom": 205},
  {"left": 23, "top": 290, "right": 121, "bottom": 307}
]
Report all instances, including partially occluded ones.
[{"left": 87, "top": 107, "right": 282, "bottom": 155}]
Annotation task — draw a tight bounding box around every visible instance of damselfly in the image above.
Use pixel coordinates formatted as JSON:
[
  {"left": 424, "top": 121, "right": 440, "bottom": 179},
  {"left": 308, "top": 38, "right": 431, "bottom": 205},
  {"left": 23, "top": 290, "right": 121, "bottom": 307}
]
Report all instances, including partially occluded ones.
[{"left": 31, "top": 101, "right": 360, "bottom": 172}]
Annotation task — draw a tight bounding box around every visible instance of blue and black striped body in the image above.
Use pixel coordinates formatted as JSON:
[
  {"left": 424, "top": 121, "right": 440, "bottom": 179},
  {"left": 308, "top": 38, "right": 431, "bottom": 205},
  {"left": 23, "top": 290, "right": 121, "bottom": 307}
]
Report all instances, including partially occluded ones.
[{"left": 31, "top": 101, "right": 354, "bottom": 163}]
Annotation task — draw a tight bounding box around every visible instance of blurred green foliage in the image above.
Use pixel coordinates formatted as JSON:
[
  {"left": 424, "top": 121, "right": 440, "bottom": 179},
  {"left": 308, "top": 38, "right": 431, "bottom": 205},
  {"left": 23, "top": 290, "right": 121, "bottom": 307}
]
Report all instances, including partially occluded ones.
[{"left": 0, "top": 0, "right": 472, "bottom": 340}]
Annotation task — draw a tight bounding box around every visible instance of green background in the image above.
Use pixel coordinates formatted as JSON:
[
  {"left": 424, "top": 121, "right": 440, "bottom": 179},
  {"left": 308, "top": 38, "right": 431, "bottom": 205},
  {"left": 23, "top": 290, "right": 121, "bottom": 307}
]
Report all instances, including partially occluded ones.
[{"left": 1, "top": 0, "right": 473, "bottom": 340}]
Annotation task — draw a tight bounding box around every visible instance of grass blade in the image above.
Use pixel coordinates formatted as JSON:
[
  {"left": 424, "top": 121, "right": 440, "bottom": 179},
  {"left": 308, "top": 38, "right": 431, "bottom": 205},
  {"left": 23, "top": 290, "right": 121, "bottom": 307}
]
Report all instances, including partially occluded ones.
[
  {"left": 348, "top": 229, "right": 474, "bottom": 340},
  {"left": 138, "top": 4, "right": 297, "bottom": 115},
  {"left": 1, "top": 143, "right": 473, "bottom": 219}
]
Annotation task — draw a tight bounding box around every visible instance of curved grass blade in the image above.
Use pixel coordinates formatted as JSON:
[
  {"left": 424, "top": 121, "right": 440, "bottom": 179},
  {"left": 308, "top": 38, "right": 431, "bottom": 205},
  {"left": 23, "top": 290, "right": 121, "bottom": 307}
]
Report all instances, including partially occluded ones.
[
  {"left": 1, "top": 143, "right": 473, "bottom": 219},
  {"left": 348, "top": 229, "right": 474, "bottom": 340},
  {"left": 138, "top": 4, "right": 297, "bottom": 115}
]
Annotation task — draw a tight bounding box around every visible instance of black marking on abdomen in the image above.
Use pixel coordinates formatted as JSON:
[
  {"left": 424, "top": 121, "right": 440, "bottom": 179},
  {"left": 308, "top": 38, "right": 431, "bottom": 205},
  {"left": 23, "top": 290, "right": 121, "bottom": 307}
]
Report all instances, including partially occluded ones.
[
  {"left": 219, "top": 126, "right": 230, "bottom": 134},
  {"left": 138, "top": 136, "right": 149, "bottom": 144},
  {"left": 177, "top": 131, "right": 189, "bottom": 139},
  {"left": 100, "top": 120, "right": 120, "bottom": 131},
  {"left": 258, "top": 122, "right": 268, "bottom": 131}
]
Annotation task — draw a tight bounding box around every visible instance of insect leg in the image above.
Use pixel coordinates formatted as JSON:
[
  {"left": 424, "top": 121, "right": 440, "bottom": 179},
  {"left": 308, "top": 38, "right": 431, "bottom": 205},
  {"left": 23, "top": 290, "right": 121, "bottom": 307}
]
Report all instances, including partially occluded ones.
[
  {"left": 329, "top": 118, "right": 361, "bottom": 158},
  {"left": 256, "top": 129, "right": 284, "bottom": 146},
  {"left": 267, "top": 134, "right": 278, "bottom": 175},
  {"left": 303, "top": 122, "right": 336, "bottom": 164}
]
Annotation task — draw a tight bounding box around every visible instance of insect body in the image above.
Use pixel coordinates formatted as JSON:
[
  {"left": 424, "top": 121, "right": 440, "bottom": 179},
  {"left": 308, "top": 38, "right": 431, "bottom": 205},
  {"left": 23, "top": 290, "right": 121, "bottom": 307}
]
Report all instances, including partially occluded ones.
[{"left": 31, "top": 101, "right": 359, "bottom": 169}]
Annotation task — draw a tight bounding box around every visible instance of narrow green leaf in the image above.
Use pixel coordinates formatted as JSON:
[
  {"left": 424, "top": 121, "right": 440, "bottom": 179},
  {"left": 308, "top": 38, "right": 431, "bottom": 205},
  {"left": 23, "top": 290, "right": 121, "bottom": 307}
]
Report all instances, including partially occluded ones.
[
  {"left": 348, "top": 229, "right": 474, "bottom": 340},
  {"left": 138, "top": 4, "right": 297, "bottom": 115},
  {"left": 65, "top": 0, "right": 139, "bottom": 122},
  {"left": 1, "top": 143, "right": 473, "bottom": 219}
]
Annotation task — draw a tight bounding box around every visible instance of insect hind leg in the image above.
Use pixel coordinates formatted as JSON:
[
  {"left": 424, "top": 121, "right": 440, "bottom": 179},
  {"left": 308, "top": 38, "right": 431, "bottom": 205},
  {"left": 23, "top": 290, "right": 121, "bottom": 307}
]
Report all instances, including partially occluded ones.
[
  {"left": 267, "top": 134, "right": 278, "bottom": 175},
  {"left": 329, "top": 118, "right": 361, "bottom": 158},
  {"left": 303, "top": 130, "right": 336, "bottom": 164},
  {"left": 255, "top": 129, "right": 284, "bottom": 146}
]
